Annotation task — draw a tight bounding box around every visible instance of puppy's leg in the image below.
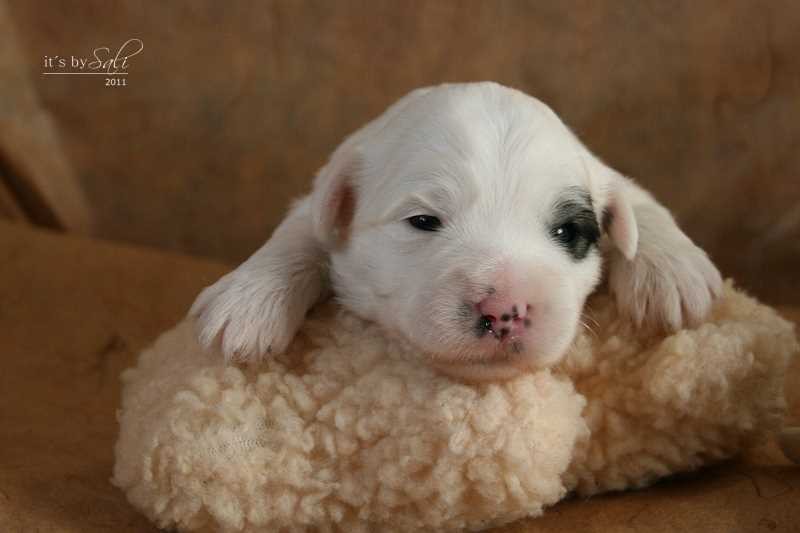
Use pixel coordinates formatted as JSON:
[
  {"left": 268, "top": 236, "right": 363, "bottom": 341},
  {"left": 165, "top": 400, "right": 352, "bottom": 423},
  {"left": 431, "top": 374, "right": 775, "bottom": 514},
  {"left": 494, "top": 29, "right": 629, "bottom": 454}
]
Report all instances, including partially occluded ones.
[
  {"left": 190, "top": 196, "right": 327, "bottom": 362},
  {"left": 190, "top": 96, "right": 371, "bottom": 363},
  {"left": 607, "top": 178, "right": 722, "bottom": 331}
]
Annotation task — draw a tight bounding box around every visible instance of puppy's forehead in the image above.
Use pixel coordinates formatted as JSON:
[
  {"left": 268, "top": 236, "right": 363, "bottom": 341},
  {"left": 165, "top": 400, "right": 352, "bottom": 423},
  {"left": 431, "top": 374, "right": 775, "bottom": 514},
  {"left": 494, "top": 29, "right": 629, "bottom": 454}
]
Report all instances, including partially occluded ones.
[{"left": 359, "top": 84, "right": 591, "bottom": 212}]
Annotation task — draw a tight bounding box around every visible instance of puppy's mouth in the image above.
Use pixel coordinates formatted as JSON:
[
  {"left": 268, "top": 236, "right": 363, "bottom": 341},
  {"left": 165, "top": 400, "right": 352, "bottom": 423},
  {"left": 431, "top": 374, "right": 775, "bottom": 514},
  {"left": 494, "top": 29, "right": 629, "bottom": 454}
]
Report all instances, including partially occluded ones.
[
  {"left": 427, "top": 338, "right": 535, "bottom": 382},
  {"left": 408, "top": 298, "right": 560, "bottom": 381}
]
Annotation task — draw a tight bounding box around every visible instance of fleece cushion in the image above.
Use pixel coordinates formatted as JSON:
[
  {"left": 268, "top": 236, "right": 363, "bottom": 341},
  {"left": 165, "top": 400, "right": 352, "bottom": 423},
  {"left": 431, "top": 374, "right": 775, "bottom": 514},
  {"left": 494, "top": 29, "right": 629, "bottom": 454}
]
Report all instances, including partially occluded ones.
[{"left": 112, "top": 282, "right": 797, "bottom": 532}]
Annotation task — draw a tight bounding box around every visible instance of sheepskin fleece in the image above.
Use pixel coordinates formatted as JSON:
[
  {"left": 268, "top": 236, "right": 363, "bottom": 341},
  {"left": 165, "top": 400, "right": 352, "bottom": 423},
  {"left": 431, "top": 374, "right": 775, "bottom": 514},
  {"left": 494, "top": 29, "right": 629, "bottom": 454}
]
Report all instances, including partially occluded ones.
[{"left": 113, "top": 282, "right": 797, "bottom": 532}]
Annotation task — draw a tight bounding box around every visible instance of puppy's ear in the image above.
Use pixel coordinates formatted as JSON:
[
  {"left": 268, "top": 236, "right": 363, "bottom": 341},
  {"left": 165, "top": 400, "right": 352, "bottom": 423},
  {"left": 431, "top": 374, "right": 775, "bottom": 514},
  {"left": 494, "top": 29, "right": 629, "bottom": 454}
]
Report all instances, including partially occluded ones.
[
  {"left": 309, "top": 86, "right": 442, "bottom": 246},
  {"left": 604, "top": 177, "right": 638, "bottom": 260},
  {"left": 310, "top": 142, "right": 359, "bottom": 248}
]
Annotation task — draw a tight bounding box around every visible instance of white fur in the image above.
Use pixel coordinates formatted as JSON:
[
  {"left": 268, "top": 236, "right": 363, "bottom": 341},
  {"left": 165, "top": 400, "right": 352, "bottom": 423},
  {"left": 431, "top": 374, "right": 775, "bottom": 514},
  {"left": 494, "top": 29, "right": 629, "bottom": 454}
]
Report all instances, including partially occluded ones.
[{"left": 190, "top": 82, "right": 722, "bottom": 378}]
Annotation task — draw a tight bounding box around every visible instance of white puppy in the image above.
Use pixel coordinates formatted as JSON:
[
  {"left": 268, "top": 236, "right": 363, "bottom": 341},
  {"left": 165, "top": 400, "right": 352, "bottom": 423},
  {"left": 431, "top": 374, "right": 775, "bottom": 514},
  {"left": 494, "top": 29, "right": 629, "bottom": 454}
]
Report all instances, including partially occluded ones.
[{"left": 191, "top": 82, "right": 722, "bottom": 381}]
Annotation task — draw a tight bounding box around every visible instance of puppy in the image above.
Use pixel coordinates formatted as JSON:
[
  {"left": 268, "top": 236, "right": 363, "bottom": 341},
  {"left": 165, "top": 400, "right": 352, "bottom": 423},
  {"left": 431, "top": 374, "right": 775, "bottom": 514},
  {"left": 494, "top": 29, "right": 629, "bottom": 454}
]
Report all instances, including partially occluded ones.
[{"left": 190, "top": 82, "right": 722, "bottom": 381}]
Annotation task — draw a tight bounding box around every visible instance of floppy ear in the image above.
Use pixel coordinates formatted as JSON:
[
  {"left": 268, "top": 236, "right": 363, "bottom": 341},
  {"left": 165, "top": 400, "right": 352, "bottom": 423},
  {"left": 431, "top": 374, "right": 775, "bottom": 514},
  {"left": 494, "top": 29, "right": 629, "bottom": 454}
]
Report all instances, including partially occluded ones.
[
  {"left": 310, "top": 142, "right": 359, "bottom": 248},
  {"left": 604, "top": 177, "right": 639, "bottom": 260},
  {"left": 309, "top": 86, "right": 439, "bottom": 247}
]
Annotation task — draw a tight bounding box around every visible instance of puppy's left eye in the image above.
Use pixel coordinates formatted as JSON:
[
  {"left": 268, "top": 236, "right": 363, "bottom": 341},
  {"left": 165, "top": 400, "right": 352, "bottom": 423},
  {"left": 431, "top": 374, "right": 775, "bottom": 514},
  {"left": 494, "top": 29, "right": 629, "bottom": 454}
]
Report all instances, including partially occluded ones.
[
  {"left": 552, "top": 222, "right": 579, "bottom": 245},
  {"left": 407, "top": 215, "right": 442, "bottom": 232},
  {"left": 550, "top": 218, "right": 600, "bottom": 261}
]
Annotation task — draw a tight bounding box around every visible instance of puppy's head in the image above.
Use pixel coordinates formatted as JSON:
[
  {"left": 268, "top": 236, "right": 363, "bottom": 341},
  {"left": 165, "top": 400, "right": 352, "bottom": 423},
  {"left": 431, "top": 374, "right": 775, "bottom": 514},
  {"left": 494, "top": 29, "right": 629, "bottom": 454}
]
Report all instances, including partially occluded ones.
[{"left": 314, "top": 82, "right": 637, "bottom": 380}]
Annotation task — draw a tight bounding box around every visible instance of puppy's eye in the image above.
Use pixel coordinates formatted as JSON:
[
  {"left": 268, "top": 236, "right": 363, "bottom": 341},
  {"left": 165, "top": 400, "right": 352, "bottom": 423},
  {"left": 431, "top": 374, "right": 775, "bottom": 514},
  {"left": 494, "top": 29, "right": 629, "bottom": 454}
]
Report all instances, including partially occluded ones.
[
  {"left": 550, "top": 217, "right": 600, "bottom": 261},
  {"left": 552, "top": 222, "right": 579, "bottom": 244},
  {"left": 407, "top": 215, "right": 442, "bottom": 232}
]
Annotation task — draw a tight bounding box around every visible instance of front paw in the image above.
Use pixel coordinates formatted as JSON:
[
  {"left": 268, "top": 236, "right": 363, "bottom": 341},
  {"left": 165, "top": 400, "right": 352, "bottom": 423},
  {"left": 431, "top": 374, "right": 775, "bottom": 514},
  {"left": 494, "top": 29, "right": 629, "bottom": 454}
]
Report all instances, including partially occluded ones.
[
  {"left": 608, "top": 235, "right": 723, "bottom": 332},
  {"left": 189, "top": 269, "right": 302, "bottom": 363}
]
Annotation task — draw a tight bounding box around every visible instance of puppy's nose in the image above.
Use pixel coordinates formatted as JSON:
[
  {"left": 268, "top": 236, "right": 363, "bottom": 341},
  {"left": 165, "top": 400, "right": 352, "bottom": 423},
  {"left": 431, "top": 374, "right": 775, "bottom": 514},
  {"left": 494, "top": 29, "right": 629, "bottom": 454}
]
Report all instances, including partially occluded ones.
[{"left": 477, "top": 296, "right": 532, "bottom": 339}]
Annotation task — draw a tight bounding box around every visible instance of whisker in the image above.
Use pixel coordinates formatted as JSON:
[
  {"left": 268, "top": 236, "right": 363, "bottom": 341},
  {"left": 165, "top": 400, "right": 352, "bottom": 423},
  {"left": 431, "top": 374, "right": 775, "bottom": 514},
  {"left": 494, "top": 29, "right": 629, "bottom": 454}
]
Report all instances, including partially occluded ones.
[
  {"left": 583, "top": 313, "right": 600, "bottom": 330},
  {"left": 579, "top": 317, "right": 599, "bottom": 341}
]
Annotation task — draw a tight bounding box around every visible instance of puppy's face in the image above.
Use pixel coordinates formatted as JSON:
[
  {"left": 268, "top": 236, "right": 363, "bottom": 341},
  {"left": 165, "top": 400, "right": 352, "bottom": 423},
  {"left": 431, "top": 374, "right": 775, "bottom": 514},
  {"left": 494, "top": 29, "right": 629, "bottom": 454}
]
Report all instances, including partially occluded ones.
[{"left": 313, "top": 84, "right": 636, "bottom": 380}]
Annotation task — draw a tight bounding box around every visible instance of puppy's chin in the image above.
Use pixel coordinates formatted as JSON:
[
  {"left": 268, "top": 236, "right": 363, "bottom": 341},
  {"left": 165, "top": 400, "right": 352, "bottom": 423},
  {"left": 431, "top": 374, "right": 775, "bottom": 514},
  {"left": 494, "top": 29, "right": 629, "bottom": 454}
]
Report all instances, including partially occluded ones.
[
  {"left": 421, "top": 332, "right": 574, "bottom": 382},
  {"left": 397, "top": 304, "right": 579, "bottom": 382}
]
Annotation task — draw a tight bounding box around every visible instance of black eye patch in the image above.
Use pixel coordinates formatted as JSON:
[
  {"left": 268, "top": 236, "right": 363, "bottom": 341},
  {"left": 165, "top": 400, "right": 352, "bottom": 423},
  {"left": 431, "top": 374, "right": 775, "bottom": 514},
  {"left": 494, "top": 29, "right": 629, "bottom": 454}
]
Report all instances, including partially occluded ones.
[{"left": 549, "top": 189, "right": 600, "bottom": 261}]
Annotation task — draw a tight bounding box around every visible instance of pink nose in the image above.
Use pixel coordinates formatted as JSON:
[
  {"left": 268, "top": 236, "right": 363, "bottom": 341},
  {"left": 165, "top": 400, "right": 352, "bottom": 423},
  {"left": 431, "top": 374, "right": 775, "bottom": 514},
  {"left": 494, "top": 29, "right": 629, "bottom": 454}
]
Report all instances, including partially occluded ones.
[{"left": 477, "top": 296, "right": 532, "bottom": 339}]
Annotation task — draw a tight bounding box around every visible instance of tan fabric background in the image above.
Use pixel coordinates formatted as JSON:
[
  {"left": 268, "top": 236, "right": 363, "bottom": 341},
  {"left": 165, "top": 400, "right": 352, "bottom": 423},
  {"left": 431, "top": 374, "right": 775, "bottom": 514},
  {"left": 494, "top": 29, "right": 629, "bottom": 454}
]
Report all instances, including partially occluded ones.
[
  {"left": 4, "top": 0, "right": 799, "bottom": 304},
  {"left": 0, "top": 0, "right": 90, "bottom": 230}
]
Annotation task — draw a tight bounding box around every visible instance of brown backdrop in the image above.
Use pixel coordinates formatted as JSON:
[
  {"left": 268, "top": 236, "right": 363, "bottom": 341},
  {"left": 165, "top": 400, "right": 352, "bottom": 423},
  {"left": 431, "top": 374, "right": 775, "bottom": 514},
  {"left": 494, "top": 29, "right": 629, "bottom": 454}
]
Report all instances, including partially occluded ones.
[{"left": 4, "top": 0, "right": 799, "bottom": 304}]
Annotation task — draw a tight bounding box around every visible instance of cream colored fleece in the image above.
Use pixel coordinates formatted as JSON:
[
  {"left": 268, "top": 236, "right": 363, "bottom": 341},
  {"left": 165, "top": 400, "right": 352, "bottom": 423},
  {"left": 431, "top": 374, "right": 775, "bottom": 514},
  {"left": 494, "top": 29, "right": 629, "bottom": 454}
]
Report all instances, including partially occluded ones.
[{"left": 112, "top": 282, "right": 797, "bottom": 532}]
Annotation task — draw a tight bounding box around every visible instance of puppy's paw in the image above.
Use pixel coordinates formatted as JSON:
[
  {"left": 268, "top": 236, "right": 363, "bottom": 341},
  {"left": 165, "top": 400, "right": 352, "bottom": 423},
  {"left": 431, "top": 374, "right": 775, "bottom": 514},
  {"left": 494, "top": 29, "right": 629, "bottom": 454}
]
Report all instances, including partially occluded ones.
[
  {"left": 190, "top": 269, "right": 302, "bottom": 363},
  {"left": 609, "top": 234, "right": 722, "bottom": 332}
]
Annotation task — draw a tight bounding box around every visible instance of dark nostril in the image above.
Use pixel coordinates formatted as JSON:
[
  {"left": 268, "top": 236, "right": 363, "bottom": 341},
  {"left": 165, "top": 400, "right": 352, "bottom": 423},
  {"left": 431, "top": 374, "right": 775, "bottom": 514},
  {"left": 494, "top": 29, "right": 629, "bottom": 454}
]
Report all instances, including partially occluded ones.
[
  {"left": 475, "top": 315, "right": 495, "bottom": 339},
  {"left": 500, "top": 313, "right": 510, "bottom": 322}
]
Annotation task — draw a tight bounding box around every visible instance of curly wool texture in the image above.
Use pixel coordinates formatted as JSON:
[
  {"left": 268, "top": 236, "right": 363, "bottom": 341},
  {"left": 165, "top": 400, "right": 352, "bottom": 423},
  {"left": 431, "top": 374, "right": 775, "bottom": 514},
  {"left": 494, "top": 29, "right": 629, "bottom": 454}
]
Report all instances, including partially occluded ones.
[{"left": 113, "top": 283, "right": 797, "bottom": 532}]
